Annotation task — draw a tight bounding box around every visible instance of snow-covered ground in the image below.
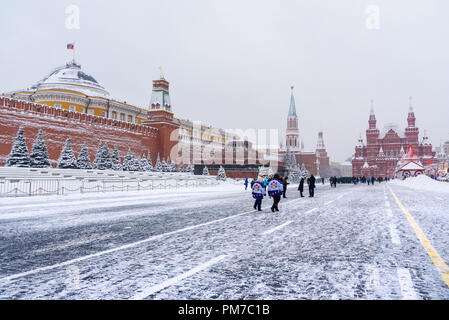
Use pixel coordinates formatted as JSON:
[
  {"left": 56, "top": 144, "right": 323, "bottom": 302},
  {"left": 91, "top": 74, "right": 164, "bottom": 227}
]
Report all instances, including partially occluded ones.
[{"left": 0, "top": 180, "right": 448, "bottom": 300}]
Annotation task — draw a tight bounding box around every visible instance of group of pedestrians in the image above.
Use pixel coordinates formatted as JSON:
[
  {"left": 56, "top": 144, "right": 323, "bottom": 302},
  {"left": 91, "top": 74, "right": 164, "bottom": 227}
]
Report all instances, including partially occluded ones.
[
  {"left": 352, "top": 176, "right": 388, "bottom": 185},
  {"left": 248, "top": 174, "right": 316, "bottom": 212},
  {"left": 297, "top": 175, "right": 316, "bottom": 197}
]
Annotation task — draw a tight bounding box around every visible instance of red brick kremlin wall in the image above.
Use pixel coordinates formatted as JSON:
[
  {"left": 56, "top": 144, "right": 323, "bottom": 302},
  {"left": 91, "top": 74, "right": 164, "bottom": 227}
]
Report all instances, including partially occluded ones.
[{"left": 0, "top": 97, "right": 161, "bottom": 167}]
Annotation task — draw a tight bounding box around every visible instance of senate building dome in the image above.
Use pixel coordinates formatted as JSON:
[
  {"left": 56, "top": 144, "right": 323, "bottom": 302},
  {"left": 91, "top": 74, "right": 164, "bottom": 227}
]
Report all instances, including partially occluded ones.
[
  {"left": 32, "top": 61, "right": 110, "bottom": 98},
  {"left": 5, "top": 60, "right": 147, "bottom": 125}
]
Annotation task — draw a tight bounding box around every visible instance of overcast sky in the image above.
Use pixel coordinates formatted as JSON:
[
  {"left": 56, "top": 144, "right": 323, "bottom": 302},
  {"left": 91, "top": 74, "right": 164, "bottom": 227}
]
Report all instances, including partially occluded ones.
[{"left": 1, "top": 0, "right": 448, "bottom": 162}]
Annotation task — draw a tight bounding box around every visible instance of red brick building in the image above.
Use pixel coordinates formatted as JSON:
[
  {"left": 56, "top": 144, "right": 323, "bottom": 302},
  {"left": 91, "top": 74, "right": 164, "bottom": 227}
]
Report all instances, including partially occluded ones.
[{"left": 352, "top": 99, "right": 438, "bottom": 178}]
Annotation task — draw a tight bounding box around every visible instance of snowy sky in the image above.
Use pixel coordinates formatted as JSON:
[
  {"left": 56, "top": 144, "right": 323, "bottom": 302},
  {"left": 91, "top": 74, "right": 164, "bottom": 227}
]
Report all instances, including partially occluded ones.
[{"left": 1, "top": 0, "right": 448, "bottom": 162}]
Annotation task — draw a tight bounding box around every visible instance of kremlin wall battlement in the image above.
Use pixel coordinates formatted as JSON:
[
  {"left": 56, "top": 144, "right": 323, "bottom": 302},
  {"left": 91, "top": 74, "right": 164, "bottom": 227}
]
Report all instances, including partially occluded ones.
[
  {"left": 0, "top": 97, "right": 160, "bottom": 167},
  {"left": 0, "top": 96, "right": 269, "bottom": 176}
]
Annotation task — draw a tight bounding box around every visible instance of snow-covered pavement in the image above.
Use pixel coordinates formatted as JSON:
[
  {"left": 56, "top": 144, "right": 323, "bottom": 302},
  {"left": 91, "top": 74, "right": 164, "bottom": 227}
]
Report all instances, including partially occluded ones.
[{"left": 1, "top": 181, "right": 449, "bottom": 299}]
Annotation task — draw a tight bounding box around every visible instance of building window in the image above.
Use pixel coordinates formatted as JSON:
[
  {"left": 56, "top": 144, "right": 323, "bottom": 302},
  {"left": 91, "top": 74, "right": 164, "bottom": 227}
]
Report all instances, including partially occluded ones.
[
  {"left": 112, "top": 111, "right": 117, "bottom": 120},
  {"left": 87, "top": 109, "right": 94, "bottom": 115},
  {"left": 54, "top": 104, "right": 61, "bottom": 109},
  {"left": 128, "top": 115, "right": 133, "bottom": 123},
  {"left": 69, "top": 105, "right": 76, "bottom": 112},
  {"left": 102, "top": 111, "right": 107, "bottom": 118},
  {"left": 120, "top": 113, "right": 125, "bottom": 121}
]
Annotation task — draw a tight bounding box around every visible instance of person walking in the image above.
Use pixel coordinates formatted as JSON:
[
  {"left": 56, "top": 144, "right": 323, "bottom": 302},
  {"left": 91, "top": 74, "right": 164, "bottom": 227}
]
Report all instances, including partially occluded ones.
[
  {"left": 371, "top": 176, "right": 375, "bottom": 185},
  {"left": 307, "top": 174, "right": 316, "bottom": 197},
  {"left": 267, "top": 173, "right": 283, "bottom": 212},
  {"left": 298, "top": 177, "right": 305, "bottom": 197},
  {"left": 250, "top": 178, "right": 255, "bottom": 189},
  {"left": 282, "top": 175, "right": 289, "bottom": 198},
  {"left": 367, "top": 177, "right": 371, "bottom": 185},
  {"left": 244, "top": 178, "right": 249, "bottom": 190},
  {"left": 251, "top": 178, "right": 266, "bottom": 211}
]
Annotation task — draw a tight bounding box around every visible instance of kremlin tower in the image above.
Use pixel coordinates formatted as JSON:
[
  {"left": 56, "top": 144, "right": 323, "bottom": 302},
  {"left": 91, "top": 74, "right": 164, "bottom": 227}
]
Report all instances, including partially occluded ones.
[
  {"left": 281, "top": 87, "right": 330, "bottom": 177},
  {"left": 143, "top": 70, "right": 179, "bottom": 161},
  {"left": 286, "top": 87, "right": 299, "bottom": 150}
]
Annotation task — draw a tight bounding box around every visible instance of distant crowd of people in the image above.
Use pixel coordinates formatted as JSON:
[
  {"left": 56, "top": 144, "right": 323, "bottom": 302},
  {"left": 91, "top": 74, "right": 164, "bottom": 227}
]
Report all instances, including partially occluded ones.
[{"left": 352, "top": 176, "right": 391, "bottom": 185}]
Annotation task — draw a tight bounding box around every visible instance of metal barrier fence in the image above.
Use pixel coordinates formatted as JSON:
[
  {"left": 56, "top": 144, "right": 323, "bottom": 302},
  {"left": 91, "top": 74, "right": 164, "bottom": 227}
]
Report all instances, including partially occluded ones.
[{"left": 0, "top": 177, "right": 220, "bottom": 197}]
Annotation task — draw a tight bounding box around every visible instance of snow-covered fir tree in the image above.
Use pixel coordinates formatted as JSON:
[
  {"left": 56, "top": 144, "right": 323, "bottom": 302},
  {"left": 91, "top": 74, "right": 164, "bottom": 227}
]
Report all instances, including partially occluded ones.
[
  {"left": 155, "top": 153, "right": 163, "bottom": 172},
  {"left": 133, "top": 155, "right": 142, "bottom": 172},
  {"left": 288, "top": 164, "right": 301, "bottom": 183},
  {"left": 93, "top": 143, "right": 112, "bottom": 170},
  {"left": 300, "top": 163, "right": 310, "bottom": 178},
  {"left": 140, "top": 154, "right": 151, "bottom": 171},
  {"left": 285, "top": 147, "right": 295, "bottom": 171},
  {"left": 203, "top": 166, "right": 209, "bottom": 175},
  {"left": 216, "top": 166, "right": 227, "bottom": 181},
  {"left": 111, "top": 146, "right": 122, "bottom": 171},
  {"left": 122, "top": 149, "right": 134, "bottom": 171},
  {"left": 187, "top": 163, "right": 195, "bottom": 174},
  {"left": 102, "top": 143, "right": 113, "bottom": 170},
  {"left": 147, "top": 151, "right": 154, "bottom": 171},
  {"left": 58, "top": 138, "right": 78, "bottom": 169},
  {"left": 77, "top": 144, "right": 92, "bottom": 169},
  {"left": 29, "top": 129, "right": 50, "bottom": 168},
  {"left": 170, "top": 161, "right": 177, "bottom": 172},
  {"left": 6, "top": 127, "right": 31, "bottom": 167},
  {"left": 258, "top": 166, "right": 274, "bottom": 180},
  {"left": 161, "top": 158, "right": 169, "bottom": 172},
  {"left": 92, "top": 142, "right": 103, "bottom": 170}
]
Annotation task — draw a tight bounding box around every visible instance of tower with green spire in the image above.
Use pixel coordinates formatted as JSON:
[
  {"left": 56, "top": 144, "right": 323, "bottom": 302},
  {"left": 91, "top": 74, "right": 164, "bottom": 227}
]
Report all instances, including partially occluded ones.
[{"left": 286, "top": 86, "right": 299, "bottom": 150}]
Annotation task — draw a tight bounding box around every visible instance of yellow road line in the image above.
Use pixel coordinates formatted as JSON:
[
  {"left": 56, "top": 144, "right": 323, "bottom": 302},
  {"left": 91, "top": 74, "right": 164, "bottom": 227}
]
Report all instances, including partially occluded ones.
[{"left": 387, "top": 185, "right": 449, "bottom": 288}]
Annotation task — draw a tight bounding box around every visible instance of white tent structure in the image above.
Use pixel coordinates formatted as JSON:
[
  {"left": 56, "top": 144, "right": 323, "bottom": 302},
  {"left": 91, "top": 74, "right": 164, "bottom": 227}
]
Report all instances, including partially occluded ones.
[{"left": 395, "top": 144, "right": 424, "bottom": 178}]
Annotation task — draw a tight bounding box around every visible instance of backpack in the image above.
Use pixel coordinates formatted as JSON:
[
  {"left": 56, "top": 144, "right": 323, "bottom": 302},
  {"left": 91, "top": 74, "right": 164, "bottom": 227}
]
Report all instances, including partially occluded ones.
[
  {"left": 267, "top": 179, "right": 283, "bottom": 197},
  {"left": 252, "top": 182, "right": 265, "bottom": 199}
]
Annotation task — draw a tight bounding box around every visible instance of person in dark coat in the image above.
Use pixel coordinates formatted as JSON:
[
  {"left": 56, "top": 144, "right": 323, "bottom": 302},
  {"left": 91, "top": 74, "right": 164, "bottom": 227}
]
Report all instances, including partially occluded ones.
[
  {"left": 307, "top": 174, "right": 316, "bottom": 197},
  {"left": 282, "top": 175, "right": 289, "bottom": 198},
  {"left": 250, "top": 179, "right": 255, "bottom": 189},
  {"left": 268, "top": 173, "right": 283, "bottom": 212},
  {"left": 298, "top": 177, "right": 305, "bottom": 197},
  {"left": 244, "top": 178, "right": 249, "bottom": 190}
]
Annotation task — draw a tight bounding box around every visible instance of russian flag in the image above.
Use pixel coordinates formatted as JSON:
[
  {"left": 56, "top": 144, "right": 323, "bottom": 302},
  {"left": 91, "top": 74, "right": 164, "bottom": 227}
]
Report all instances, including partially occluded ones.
[{"left": 67, "top": 43, "right": 74, "bottom": 50}]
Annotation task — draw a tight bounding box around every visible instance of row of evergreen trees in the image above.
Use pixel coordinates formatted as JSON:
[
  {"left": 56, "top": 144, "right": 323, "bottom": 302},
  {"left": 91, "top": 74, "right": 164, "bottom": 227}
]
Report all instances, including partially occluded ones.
[{"left": 5, "top": 127, "right": 195, "bottom": 173}]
